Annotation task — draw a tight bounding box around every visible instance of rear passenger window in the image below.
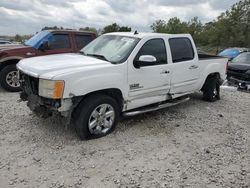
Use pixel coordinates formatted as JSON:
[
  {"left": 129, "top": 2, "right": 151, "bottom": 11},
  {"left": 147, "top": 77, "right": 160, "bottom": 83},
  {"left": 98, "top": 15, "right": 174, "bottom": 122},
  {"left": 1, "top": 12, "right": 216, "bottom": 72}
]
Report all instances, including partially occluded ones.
[
  {"left": 75, "top": 35, "right": 93, "bottom": 49},
  {"left": 50, "top": 34, "right": 70, "bottom": 49},
  {"left": 134, "top": 39, "right": 167, "bottom": 66},
  {"left": 169, "top": 38, "right": 194, "bottom": 63}
]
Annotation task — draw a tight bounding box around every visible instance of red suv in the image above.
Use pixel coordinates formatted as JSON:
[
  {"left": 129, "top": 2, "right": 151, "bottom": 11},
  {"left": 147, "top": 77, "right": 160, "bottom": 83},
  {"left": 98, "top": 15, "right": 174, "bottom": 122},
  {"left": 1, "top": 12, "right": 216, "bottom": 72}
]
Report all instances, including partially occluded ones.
[{"left": 0, "top": 30, "right": 96, "bottom": 92}]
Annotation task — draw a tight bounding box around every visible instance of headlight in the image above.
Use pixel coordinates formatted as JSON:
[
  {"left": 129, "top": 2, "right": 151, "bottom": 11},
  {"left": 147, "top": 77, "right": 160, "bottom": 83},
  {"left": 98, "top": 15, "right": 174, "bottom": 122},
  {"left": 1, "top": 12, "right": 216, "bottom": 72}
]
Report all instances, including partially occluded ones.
[{"left": 39, "top": 79, "right": 65, "bottom": 99}]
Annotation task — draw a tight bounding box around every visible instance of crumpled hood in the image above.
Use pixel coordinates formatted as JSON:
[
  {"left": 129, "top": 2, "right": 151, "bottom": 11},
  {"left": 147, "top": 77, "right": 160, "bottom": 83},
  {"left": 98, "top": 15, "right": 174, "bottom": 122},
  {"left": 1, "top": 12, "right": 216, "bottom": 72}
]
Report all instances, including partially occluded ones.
[{"left": 17, "top": 53, "right": 112, "bottom": 79}]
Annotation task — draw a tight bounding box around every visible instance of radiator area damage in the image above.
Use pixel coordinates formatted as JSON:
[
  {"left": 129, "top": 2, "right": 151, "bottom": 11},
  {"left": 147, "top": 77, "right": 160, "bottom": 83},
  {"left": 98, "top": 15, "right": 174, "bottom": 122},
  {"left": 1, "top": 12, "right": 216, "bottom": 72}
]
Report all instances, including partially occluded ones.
[{"left": 227, "top": 64, "right": 250, "bottom": 92}]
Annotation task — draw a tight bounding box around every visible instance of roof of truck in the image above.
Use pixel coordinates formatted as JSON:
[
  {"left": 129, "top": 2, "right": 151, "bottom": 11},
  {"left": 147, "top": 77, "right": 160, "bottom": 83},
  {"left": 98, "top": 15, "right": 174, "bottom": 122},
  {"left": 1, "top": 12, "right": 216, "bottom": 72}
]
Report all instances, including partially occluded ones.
[
  {"left": 105, "top": 32, "right": 191, "bottom": 39},
  {"left": 45, "top": 29, "right": 96, "bottom": 35}
]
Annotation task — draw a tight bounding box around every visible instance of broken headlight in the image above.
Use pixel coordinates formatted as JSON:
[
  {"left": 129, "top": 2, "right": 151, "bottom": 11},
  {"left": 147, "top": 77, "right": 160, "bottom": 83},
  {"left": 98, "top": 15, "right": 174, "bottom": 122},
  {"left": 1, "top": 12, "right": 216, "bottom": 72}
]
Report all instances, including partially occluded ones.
[{"left": 39, "top": 79, "right": 64, "bottom": 99}]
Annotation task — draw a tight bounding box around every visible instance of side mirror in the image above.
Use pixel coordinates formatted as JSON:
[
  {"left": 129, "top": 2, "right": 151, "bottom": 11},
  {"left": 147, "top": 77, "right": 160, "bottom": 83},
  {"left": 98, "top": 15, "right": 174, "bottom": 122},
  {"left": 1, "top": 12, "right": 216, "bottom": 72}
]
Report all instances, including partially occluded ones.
[
  {"left": 134, "top": 55, "right": 157, "bottom": 69},
  {"left": 139, "top": 55, "right": 157, "bottom": 63},
  {"left": 39, "top": 40, "right": 50, "bottom": 51}
]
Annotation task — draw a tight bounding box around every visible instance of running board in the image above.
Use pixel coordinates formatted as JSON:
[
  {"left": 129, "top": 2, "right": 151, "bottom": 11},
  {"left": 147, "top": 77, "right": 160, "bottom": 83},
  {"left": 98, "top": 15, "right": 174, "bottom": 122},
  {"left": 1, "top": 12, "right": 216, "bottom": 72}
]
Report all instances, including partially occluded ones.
[{"left": 123, "top": 97, "right": 190, "bottom": 117}]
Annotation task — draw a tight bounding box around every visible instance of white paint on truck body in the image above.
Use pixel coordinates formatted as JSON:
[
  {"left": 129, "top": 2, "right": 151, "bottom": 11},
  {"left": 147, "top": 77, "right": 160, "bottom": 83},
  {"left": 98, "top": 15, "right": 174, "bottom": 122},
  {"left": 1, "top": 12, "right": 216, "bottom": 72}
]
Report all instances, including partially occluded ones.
[{"left": 17, "top": 32, "right": 228, "bottom": 112}]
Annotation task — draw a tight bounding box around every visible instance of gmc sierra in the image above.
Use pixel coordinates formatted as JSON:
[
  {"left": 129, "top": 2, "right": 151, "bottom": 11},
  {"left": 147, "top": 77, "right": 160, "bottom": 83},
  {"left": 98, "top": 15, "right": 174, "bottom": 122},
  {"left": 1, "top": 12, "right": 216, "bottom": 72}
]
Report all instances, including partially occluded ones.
[{"left": 17, "top": 32, "right": 228, "bottom": 139}]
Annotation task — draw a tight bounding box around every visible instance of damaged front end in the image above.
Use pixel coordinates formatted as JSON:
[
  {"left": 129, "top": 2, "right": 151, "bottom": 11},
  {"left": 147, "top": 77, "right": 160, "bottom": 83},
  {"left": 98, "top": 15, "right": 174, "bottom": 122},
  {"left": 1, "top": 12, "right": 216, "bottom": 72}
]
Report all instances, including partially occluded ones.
[
  {"left": 227, "top": 66, "right": 250, "bottom": 91},
  {"left": 19, "top": 72, "right": 75, "bottom": 121}
]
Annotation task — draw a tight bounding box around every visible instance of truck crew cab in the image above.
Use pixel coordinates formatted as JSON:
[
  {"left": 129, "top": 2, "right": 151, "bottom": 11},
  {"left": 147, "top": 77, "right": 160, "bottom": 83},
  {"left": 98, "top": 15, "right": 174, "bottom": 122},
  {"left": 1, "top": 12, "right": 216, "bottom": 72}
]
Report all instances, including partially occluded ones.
[{"left": 17, "top": 32, "right": 228, "bottom": 139}]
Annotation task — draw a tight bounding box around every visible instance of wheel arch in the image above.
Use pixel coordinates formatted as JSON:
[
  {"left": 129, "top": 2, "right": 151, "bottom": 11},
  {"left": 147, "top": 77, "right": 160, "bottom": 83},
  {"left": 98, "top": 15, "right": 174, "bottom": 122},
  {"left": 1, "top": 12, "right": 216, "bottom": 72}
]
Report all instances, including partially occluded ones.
[
  {"left": 72, "top": 88, "right": 125, "bottom": 113},
  {"left": 0, "top": 57, "right": 23, "bottom": 72},
  {"left": 201, "top": 72, "right": 221, "bottom": 91}
]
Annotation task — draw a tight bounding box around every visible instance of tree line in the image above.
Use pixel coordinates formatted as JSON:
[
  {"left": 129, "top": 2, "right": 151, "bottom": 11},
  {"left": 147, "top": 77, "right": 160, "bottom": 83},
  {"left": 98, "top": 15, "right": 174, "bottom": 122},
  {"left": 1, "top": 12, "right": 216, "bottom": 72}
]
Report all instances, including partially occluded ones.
[
  {"left": 9, "top": 0, "right": 249, "bottom": 53},
  {"left": 151, "top": 0, "right": 249, "bottom": 52},
  {"left": 41, "top": 23, "right": 132, "bottom": 35}
]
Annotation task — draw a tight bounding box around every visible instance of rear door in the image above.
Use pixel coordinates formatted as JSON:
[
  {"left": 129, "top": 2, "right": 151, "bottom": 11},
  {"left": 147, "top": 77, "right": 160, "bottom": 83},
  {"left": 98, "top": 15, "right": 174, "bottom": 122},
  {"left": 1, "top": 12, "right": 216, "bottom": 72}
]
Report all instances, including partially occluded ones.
[
  {"left": 168, "top": 37, "right": 199, "bottom": 94},
  {"left": 74, "top": 34, "right": 94, "bottom": 50}
]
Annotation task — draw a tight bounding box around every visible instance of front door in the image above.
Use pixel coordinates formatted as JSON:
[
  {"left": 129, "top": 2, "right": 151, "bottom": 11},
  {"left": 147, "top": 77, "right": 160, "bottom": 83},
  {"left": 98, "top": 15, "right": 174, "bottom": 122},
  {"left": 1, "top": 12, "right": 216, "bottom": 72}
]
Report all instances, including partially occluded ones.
[
  {"left": 37, "top": 33, "right": 73, "bottom": 56},
  {"left": 127, "top": 38, "right": 172, "bottom": 109}
]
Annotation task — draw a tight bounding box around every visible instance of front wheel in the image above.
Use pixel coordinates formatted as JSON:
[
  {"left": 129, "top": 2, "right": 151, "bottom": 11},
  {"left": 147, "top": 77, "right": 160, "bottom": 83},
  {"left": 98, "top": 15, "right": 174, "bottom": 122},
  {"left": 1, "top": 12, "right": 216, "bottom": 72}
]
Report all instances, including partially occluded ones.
[
  {"left": 202, "top": 76, "right": 220, "bottom": 102},
  {"left": 72, "top": 94, "right": 120, "bottom": 140},
  {"left": 0, "top": 64, "right": 21, "bottom": 92}
]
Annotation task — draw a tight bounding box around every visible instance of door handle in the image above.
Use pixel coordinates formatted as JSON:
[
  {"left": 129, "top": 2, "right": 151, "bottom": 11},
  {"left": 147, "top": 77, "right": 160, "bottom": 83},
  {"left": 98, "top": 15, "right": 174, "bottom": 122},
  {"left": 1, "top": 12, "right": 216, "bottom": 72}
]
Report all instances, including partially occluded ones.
[
  {"left": 161, "top": 70, "right": 170, "bottom": 74},
  {"left": 189, "top": 65, "right": 199, "bottom": 69}
]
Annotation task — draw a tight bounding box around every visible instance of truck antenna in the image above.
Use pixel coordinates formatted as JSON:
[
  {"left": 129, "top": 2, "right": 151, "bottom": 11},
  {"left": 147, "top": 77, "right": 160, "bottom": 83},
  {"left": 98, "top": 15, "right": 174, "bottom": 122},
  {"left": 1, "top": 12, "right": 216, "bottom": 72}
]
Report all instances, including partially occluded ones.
[{"left": 134, "top": 30, "right": 138, "bottom": 35}]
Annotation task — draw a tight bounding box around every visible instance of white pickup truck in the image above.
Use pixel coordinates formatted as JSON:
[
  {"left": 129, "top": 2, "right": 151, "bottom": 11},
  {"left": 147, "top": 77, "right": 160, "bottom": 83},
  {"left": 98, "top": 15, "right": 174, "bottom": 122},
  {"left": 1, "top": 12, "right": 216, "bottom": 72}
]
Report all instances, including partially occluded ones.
[{"left": 17, "top": 32, "right": 228, "bottom": 139}]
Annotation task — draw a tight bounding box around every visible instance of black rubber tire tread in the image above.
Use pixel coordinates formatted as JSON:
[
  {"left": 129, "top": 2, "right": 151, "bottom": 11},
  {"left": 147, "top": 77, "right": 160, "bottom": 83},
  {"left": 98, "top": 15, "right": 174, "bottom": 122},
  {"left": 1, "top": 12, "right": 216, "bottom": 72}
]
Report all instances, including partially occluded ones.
[
  {"left": 72, "top": 93, "right": 120, "bottom": 140},
  {"left": 0, "top": 64, "right": 21, "bottom": 92},
  {"left": 203, "top": 76, "right": 220, "bottom": 102}
]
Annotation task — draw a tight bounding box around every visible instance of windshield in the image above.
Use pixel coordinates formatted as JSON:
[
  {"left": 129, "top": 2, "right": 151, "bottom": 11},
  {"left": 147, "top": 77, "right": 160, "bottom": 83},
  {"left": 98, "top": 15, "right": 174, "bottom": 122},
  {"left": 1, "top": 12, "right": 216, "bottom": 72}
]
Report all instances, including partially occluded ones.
[
  {"left": 81, "top": 35, "right": 140, "bottom": 64},
  {"left": 232, "top": 53, "right": 250, "bottom": 64},
  {"left": 218, "top": 49, "right": 240, "bottom": 58},
  {"left": 25, "top": 31, "right": 51, "bottom": 49}
]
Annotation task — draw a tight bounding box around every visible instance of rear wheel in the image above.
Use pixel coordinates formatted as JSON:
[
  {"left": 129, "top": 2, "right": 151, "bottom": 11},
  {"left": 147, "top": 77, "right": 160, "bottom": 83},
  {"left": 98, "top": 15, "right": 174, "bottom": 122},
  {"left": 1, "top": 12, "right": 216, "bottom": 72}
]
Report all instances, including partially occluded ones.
[
  {"left": 202, "top": 76, "right": 220, "bottom": 102},
  {"left": 72, "top": 94, "right": 120, "bottom": 140},
  {"left": 0, "top": 64, "right": 21, "bottom": 92}
]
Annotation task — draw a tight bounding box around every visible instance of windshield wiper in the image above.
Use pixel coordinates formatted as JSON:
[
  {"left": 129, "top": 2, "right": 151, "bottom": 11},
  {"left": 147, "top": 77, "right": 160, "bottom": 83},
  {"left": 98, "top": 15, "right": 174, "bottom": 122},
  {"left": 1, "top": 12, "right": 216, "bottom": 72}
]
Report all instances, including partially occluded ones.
[
  {"left": 86, "top": 53, "right": 109, "bottom": 62},
  {"left": 79, "top": 51, "right": 85, "bottom": 55}
]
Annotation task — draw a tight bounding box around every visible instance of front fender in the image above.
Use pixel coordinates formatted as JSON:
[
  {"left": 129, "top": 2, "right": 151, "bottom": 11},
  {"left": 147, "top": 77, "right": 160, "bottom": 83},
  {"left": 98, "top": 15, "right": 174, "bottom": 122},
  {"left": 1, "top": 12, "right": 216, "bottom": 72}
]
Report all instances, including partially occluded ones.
[
  {"left": 0, "top": 56, "right": 23, "bottom": 63},
  {"left": 0, "top": 56, "right": 24, "bottom": 71},
  {"left": 55, "top": 65, "right": 128, "bottom": 100}
]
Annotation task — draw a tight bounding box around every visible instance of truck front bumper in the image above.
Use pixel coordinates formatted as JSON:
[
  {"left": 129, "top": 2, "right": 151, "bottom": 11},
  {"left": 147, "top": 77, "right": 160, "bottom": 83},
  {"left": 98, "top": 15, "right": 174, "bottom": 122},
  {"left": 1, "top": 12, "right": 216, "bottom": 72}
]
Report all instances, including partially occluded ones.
[
  {"left": 227, "top": 77, "right": 250, "bottom": 91},
  {"left": 19, "top": 71, "right": 75, "bottom": 118},
  {"left": 20, "top": 92, "right": 73, "bottom": 118}
]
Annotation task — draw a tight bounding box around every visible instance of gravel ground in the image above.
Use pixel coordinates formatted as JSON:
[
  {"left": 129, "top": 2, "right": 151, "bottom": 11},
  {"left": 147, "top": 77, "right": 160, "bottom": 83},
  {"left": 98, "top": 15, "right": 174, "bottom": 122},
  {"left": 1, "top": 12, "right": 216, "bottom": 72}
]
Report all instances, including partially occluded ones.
[{"left": 0, "top": 87, "right": 249, "bottom": 188}]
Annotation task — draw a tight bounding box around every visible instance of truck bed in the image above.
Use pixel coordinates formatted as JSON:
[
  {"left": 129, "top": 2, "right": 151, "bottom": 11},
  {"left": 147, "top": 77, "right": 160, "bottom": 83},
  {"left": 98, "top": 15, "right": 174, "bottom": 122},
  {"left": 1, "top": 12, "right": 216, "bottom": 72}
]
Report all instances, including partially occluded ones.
[{"left": 198, "top": 53, "right": 226, "bottom": 60}]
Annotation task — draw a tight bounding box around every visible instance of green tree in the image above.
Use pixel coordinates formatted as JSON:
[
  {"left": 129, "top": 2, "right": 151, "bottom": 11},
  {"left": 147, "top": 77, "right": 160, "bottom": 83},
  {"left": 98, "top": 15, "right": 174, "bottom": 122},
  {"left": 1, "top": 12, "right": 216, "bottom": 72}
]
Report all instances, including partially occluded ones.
[
  {"left": 151, "top": 19, "right": 166, "bottom": 33},
  {"left": 187, "top": 17, "right": 203, "bottom": 45},
  {"left": 13, "top": 34, "right": 32, "bottom": 43},
  {"left": 199, "top": 0, "right": 250, "bottom": 51},
  {"left": 102, "top": 23, "right": 131, "bottom": 34},
  {"left": 14, "top": 34, "right": 22, "bottom": 42},
  {"left": 151, "top": 17, "right": 188, "bottom": 34},
  {"left": 79, "top": 27, "right": 98, "bottom": 35},
  {"left": 151, "top": 0, "right": 250, "bottom": 52},
  {"left": 225, "top": 0, "right": 250, "bottom": 47},
  {"left": 166, "top": 17, "right": 188, "bottom": 33},
  {"left": 41, "top": 26, "right": 64, "bottom": 31},
  {"left": 119, "top": 26, "right": 132, "bottom": 32}
]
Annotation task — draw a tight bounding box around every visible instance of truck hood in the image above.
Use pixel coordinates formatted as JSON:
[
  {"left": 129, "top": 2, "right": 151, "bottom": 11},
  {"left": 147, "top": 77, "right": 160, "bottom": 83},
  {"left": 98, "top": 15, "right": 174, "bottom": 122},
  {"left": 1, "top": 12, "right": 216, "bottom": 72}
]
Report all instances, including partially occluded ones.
[
  {"left": 17, "top": 53, "right": 112, "bottom": 78},
  {"left": 228, "top": 63, "right": 250, "bottom": 72},
  {"left": 0, "top": 44, "right": 31, "bottom": 52}
]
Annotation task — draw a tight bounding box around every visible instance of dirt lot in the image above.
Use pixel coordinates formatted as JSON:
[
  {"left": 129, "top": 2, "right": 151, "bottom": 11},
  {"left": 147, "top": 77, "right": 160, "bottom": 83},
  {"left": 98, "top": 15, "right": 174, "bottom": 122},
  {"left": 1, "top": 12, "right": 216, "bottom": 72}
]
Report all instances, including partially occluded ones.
[{"left": 0, "top": 87, "right": 249, "bottom": 188}]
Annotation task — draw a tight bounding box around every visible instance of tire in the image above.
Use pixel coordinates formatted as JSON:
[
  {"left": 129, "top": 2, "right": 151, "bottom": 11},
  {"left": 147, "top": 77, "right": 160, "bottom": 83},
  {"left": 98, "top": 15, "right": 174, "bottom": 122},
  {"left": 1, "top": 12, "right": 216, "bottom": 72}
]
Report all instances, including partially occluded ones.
[
  {"left": 202, "top": 76, "right": 220, "bottom": 102},
  {"left": 0, "top": 64, "right": 21, "bottom": 92},
  {"left": 72, "top": 94, "right": 120, "bottom": 140}
]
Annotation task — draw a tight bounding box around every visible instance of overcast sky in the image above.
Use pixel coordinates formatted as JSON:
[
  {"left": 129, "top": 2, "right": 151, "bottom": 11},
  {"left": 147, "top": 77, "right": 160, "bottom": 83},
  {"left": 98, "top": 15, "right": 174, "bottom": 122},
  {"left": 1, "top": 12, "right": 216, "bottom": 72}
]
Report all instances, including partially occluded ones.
[{"left": 0, "top": 0, "right": 240, "bottom": 35}]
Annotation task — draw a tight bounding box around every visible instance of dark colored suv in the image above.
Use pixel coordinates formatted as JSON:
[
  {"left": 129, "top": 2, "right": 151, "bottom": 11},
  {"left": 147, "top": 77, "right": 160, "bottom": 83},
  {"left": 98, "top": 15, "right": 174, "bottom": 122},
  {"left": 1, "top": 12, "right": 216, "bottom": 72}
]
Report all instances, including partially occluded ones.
[
  {"left": 0, "top": 30, "right": 96, "bottom": 92},
  {"left": 227, "top": 52, "right": 250, "bottom": 90}
]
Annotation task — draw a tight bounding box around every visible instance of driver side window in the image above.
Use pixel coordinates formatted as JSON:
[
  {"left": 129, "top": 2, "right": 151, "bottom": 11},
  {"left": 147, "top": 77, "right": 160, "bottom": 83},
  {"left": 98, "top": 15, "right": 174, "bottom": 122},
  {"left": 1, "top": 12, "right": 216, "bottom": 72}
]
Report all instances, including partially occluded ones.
[
  {"left": 134, "top": 39, "right": 167, "bottom": 67},
  {"left": 49, "top": 34, "right": 70, "bottom": 50}
]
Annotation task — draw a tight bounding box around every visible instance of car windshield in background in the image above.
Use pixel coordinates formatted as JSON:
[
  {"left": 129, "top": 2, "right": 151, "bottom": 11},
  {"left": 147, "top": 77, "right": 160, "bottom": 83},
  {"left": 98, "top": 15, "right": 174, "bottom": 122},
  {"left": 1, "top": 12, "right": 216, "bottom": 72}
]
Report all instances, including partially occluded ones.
[
  {"left": 81, "top": 35, "right": 140, "bottom": 64},
  {"left": 218, "top": 49, "right": 240, "bottom": 58},
  {"left": 24, "top": 31, "right": 50, "bottom": 48},
  {"left": 232, "top": 53, "right": 250, "bottom": 64}
]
